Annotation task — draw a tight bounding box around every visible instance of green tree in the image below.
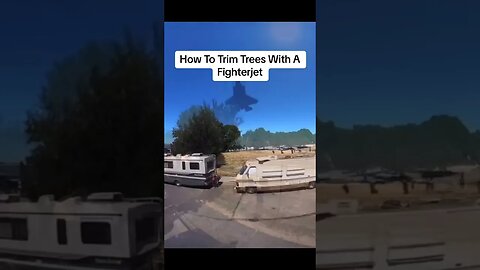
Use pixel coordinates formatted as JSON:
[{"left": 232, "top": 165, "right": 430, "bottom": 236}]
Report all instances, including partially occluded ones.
[
  {"left": 24, "top": 38, "right": 164, "bottom": 199},
  {"left": 175, "top": 100, "right": 244, "bottom": 130},
  {"left": 172, "top": 106, "right": 224, "bottom": 155},
  {"left": 222, "top": 125, "right": 241, "bottom": 151},
  {"left": 176, "top": 105, "right": 203, "bottom": 128}
]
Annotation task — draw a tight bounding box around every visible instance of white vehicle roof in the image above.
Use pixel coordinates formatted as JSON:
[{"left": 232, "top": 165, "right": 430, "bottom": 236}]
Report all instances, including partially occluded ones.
[
  {"left": 0, "top": 193, "right": 161, "bottom": 215},
  {"left": 164, "top": 153, "right": 215, "bottom": 161}
]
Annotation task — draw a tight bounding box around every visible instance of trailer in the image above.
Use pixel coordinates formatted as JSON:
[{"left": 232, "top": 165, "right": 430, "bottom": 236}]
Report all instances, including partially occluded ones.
[{"left": 234, "top": 157, "right": 316, "bottom": 193}]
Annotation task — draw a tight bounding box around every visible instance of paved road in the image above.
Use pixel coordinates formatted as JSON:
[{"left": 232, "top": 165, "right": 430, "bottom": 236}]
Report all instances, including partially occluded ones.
[
  {"left": 164, "top": 180, "right": 315, "bottom": 248},
  {"left": 317, "top": 206, "right": 480, "bottom": 270}
]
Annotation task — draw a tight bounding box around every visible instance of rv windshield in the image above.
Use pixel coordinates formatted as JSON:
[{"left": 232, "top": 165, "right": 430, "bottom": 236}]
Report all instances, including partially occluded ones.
[{"left": 239, "top": 165, "right": 248, "bottom": 175}]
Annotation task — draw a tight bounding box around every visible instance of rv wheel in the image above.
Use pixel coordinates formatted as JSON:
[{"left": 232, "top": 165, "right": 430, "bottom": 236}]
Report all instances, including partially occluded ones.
[
  {"left": 246, "top": 187, "right": 257, "bottom": 194},
  {"left": 175, "top": 181, "right": 181, "bottom": 187},
  {"left": 308, "top": 181, "right": 316, "bottom": 189}
]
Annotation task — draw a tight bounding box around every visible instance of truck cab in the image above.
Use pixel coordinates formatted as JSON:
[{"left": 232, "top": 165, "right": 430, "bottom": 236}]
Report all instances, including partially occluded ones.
[{"left": 237, "top": 162, "right": 259, "bottom": 181}]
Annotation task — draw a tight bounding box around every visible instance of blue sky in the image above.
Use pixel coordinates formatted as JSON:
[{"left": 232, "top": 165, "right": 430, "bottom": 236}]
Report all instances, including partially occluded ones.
[
  {"left": 318, "top": 0, "right": 480, "bottom": 131},
  {"left": 0, "top": 0, "right": 162, "bottom": 162},
  {"left": 164, "top": 22, "right": 316, "bottom": 138}
]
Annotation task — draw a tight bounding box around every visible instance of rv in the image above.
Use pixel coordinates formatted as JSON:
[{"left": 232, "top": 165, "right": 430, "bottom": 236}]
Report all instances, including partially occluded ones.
[
  {"left": 0, "top": 192, "right": 162, "bottom": 270},
  {"left": 164, "top": 153, "right": 219, "bottom": 187},
  {"left": 235, "top": 157, "right": 316, "bottom": 193}
]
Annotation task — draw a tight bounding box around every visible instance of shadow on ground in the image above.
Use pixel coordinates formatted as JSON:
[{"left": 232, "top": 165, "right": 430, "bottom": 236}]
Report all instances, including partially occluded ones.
[{"left": 165, "top": 228, "right": 238, "bottom": 248}]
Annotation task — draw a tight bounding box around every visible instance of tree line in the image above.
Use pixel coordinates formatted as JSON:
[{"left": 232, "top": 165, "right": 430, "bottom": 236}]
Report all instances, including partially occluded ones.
[
  {"left": 240, "top": 128, "right": 315, "bottom": 148},
  {"left": 317, "top": 115, "right": 480, "bottom": 172}
]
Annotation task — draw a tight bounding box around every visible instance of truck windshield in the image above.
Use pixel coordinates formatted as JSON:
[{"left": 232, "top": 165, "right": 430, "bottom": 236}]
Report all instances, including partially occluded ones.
[{"left": 239, "top": 165, "right": 248, "bottom": 175}]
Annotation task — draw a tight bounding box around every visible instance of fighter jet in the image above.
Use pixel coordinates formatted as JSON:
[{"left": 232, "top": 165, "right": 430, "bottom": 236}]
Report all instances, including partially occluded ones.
[{"left": 225, "top": 82, "right": 258, "bottom": 111}]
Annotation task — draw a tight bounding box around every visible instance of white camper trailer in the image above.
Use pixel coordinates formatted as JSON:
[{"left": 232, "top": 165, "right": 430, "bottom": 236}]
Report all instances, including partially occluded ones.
[
  {"left": 164, "top": 153, "right": 218, "bottom": 187},
  {"left": 0, "top": 193, "right": 162, "bottom": 270},
  {"left": 235, "top": 157, "right": 316, "bottom": 193}
]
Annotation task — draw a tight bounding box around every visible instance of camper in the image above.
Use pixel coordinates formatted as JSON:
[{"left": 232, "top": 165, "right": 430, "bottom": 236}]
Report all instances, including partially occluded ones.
[
  {"left": 164, "top": 153, "right": 219, "bottom": 187},
  {"left": 0, "top": 192, "right": 162, "bottom": 270},
  {"left": 235, "top": 157, "right": 316, "bottom": 193}
]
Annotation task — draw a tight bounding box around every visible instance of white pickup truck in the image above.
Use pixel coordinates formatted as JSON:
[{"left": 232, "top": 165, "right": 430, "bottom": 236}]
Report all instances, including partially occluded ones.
[{"left": 234, "top": 157, "right": 316, "bottom": 193}]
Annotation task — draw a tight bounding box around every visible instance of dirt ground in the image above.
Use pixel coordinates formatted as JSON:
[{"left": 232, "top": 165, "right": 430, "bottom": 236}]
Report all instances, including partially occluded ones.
[
  {"left": 317, "top": 181, "right": 480, "bottom": 212},
  {"left": 217, "top": 150, "right": 316, "bottom": 177}
]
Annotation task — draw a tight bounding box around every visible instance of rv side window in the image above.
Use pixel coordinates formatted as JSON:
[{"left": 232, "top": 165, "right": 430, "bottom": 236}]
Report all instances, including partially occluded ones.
[
  {"left": 189, "top": 162, "right": 200, "bottom": 170},
  {"left": 81, "top": 222, "right": 111, "bottom": 245},
  {"left": 57, "top": 219, "right": 67, "bottom": 245},
  {"left": 164, "top": 161, "right": 173, "bottom": 169},
  {"left": 0, "top": 218, "right": 28, "bottom": 241},
  {"left": 207, "top": 160, "right": 214, "bottom": 171},
  {"left": 182, "top": 162, "right": 185, "bottom": 170},
  {"left": 136, "top": 216, "right": 158, "bottom": 252}
]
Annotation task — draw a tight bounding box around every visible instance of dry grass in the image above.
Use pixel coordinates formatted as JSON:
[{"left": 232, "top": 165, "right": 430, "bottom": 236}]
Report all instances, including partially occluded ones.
[
  {"left": 317, "top": 182, "right": 480, "bottom": 212},
  {"left": 217, "top": 150, "right": 315, "bottom": 177}
]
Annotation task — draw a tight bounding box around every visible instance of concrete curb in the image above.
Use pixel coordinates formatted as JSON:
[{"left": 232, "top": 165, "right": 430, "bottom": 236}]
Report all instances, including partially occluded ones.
[{"left": 204, "top": 201, "right": 315, "bottom": 247}]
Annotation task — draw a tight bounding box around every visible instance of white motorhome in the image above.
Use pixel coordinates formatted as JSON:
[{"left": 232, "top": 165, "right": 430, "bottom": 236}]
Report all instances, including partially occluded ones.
[
  {"left": 164, "top": 153, "right": 218, "bottom": 187},
  {"left": 235, "top": 157, "right": 316, "bottom": 193},
  {"left": 0, "top": 192, "right": 162, "bottom": 270}
]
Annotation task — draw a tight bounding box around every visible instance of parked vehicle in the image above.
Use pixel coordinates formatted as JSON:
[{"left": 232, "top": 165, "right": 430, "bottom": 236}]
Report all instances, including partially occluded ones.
[
  {"left": 235, "top": 157, "right": 315, "bottom": 193},
  {"left": 0, "top": 192, "right": 162, "bottom": 270},
  {"left": 164, "top": 153, "right": 219, "bottom": 187}
]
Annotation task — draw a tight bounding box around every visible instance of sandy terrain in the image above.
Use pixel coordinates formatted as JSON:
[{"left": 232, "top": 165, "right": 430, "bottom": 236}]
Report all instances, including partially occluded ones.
[
  {"left": 317, "top": 181, "right": 480, "bottom": 212},
  {"left": 317, "top": 168, "right": 480, "bottom": 269},
  {"left": 217, "top": 149, "right": 315, "bottom": 176}
]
